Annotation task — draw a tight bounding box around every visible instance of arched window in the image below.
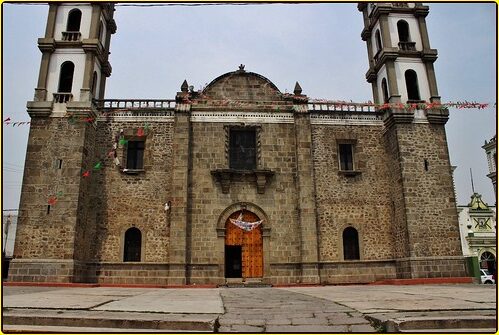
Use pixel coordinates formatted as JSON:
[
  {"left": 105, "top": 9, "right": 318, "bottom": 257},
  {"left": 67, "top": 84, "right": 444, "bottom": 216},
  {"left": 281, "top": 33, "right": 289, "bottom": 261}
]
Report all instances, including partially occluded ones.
[
  {"left": 124, "top": 227, "right": 141, "bottom": 262},
  {"left": 381, "top": 78, "right": 389, "bottom": 103},
  {"left": 404, "top": 70, "right": 420, "bottom": 101},
  {"left": 66, "top": 9, "right": 82, "bottom": 32},
  {"left": 375, "top": 29, "right": 382, "bottom": 52},
  {"left": 57, "top": 61, "right": 75, "bottom": 93},
  {"left": 397, "top": 20, "right": 410, "bottom": 42},
  {"left": 343, "top": 227, "right": 360, "bottom": 260},
  {"left": 91, "top": 71, "right": 98, "bottom": 98}
]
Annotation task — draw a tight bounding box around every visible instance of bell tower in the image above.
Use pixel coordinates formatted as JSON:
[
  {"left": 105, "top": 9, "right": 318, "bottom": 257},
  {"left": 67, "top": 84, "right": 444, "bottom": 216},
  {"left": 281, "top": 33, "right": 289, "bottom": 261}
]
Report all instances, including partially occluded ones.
[
  {"left": 34, "top": 3, "right": 116, "bottom": 104},
  {"left": 358, "top": 3, "right": 467, "bottom": 279},
  {"left": 358, "top": 2, "right": 440, "bottom": 105},
  {"left": 9, "top": 3, "right": 116, "bottom": 283}
]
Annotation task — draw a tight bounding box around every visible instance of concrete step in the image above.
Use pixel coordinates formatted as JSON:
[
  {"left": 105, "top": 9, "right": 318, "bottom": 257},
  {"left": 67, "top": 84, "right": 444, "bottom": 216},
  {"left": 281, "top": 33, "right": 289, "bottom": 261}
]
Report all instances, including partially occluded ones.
[
  {"left": 400, "top": 328, "right": 497, "bottom": 333},
  {"left": 3, "top": 325, "right": 210, "bottom": 333},
  {"left": 366, "top": 310, "right": 497, "bottom": 333},
  {"left": 221, "top": 278, "right": 272, "bottom": 288},
  {"left": 3, "top": 308, "right": 219, "bottom": 332}
]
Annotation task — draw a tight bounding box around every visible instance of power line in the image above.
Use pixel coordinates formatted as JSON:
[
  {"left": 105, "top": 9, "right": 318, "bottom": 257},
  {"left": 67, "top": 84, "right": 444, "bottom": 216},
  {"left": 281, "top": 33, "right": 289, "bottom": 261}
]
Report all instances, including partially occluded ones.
[
  {"left": 116, "top": 3, "right": 286, "bottom": 7},
  {"left": 7, "top": 2, "right": 289, "bottom": 6}
]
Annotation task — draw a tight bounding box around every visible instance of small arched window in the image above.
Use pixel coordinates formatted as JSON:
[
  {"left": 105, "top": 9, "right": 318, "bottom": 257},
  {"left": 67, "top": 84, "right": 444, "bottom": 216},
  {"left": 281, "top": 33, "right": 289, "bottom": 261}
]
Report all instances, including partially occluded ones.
[
  {"left": 381, "top": 78, "right": 389, "bottom": 103},
  {"left": 404, "top": 69, "right": 421, "bottom": 101},
  {"left": 397, "top": 20, "right": 411, "bottom": 42},
  {"left": 343, "top": 227, "right": 360, "bottom": 260},
  {"left": 91, "top": 71, "right": 98, "bottom": 98},
  {"left": 375, "top": 29, "right": 382, "bottom": 52},
  {"left": 58, "top": 61, "right": 75, "bottom": 93},
  {"left": 124, "top": 227, "right": 142, "bottom": 262},
  {"left": 66, "top": 9, "right": 82, "bottom": 32}
]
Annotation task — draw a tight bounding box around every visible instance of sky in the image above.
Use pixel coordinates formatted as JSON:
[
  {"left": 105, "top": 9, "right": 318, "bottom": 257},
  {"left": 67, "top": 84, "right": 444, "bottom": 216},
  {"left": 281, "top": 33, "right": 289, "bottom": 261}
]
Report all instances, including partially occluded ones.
[{"left": 2, "top": 2, "right": 497, "bottom": 211}]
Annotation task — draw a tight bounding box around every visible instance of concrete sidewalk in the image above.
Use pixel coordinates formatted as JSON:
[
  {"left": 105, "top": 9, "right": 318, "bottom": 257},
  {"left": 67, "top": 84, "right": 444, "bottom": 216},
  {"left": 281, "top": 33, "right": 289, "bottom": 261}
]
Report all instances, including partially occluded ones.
[{"left": 2, "top": 284, "right": 497, "bottom": 332}]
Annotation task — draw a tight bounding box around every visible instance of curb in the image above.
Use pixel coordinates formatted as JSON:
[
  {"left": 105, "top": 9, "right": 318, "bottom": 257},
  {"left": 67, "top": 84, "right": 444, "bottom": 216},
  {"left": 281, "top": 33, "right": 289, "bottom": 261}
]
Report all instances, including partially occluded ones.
[
  {"left": 3, "top": 309, "right": 219, "bottom": 332},
  {"left": 3, "top": 282, "right": 218, "bottom": 289},
  {"left": 369, "top": 277, "right": 474, "bottom": 285}
]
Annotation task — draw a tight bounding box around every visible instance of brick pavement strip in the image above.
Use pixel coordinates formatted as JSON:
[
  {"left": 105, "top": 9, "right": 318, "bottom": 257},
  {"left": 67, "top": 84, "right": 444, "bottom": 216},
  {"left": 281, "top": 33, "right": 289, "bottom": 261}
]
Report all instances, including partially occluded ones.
[
  {"left": 266, "top": 325, "right": 349, "bottom": 332},
  {"left": 219, "top": 288, "right": 376, "bottom": 332}
]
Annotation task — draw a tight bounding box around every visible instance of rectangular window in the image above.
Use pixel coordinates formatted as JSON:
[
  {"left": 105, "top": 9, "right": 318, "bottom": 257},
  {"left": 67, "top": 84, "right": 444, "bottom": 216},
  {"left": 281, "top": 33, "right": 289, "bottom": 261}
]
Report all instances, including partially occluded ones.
[
  {"left": 126, "top": 140, "right": 145, "bottom": 170},
  {"left": 229, "top": 129, "right": 256, "bottom": 170},
  {"left": 339, "top": 143, "right": 354, "bottom": 171}
]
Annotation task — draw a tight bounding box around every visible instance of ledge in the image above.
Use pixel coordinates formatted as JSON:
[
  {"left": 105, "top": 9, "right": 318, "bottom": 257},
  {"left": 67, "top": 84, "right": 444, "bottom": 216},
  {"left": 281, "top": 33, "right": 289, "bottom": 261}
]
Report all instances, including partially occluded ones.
[
  {"left": 338, "top": 170, "right": 362, "bottom": 177},
  {"left": 211, "top": 168, "right": 274, "bottom": 194},
  {"left": 121, "top": 169, "right": 145, "bottom": 175}
]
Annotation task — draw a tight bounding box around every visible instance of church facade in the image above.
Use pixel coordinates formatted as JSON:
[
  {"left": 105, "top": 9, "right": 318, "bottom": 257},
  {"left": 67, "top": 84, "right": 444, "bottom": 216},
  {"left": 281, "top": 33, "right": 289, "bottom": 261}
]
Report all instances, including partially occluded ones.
[{"left": 9, "top": 2, "right": 468, "bottom": 285}]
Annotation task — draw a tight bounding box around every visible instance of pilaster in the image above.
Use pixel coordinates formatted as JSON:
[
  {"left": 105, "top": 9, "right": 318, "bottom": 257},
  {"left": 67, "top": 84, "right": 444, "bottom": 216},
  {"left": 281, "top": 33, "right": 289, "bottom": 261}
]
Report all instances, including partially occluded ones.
[
  {"left": 167, "top": 103, "right": 192, "bottom": 285},
  {"left": 385, "top": 60, "right": 401, "bottom": 102},
  {"left": 379, "top": 14, "right": 392, "bottom": 48},
  {"left": 44, "top": 4, "right": 58, "bottom": 38},
  {"left": 293, "top": 106, "right": 320, "bottom": 284}
]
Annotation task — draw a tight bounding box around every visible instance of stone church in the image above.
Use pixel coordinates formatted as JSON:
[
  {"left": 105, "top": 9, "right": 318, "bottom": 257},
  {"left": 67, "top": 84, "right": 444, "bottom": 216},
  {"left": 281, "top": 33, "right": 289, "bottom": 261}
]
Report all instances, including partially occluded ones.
[{"left": 9, "top": 2, "right": 468, "bottom": 285}]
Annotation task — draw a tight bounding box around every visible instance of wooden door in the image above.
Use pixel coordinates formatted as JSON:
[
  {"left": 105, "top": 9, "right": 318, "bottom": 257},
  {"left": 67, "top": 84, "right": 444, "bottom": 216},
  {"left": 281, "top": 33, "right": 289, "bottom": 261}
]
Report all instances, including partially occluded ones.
[{"left": 225, "top": 210, "right": 263, "bottom": 278}]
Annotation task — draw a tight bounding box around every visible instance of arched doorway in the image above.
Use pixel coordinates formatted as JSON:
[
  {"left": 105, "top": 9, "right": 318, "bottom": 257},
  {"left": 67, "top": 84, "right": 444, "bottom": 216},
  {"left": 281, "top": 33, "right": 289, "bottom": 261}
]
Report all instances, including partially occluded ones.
[
  {"left": 225, "top": 210, "right": 263, "bottom": 278},
  {"left": 480, "top": 251, "right": 496, "bottom": 277}
]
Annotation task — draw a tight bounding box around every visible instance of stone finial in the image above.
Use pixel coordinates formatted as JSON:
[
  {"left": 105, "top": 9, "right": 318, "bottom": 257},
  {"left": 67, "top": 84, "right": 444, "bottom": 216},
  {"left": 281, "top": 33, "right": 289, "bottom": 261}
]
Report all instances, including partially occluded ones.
[
  {"left": 181, "top": 80, "right": 188, "bottom": 92},
  {"left": 238, "top": 64, "right": 245, "bottom": 72},
  {"left": 294, "top": 81, "right": 302, "bottom": 95}
]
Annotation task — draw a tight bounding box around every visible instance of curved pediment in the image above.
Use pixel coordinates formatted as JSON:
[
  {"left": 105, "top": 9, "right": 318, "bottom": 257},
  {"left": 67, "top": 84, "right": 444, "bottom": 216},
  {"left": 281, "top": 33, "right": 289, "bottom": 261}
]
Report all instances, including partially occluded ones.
[{"left": 203, "top": 68, "right": 282, "bottom": 102}]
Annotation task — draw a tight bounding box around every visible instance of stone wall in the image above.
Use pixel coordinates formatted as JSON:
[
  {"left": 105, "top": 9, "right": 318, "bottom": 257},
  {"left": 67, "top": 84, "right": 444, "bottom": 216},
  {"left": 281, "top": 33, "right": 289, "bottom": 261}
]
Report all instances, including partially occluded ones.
[
  {"left": 390, "top": 123, "right": 463, "bottom": 258},
  {"left": 312, "top": 124, "right": 395, "bottom": 262},
  {"left": 188, "top": 121, "right": 301, "bottom": 283},
  {"left": 93, "top": 119, "right": 174, "bottom": 263},
  {"left": 320, "top": 260, "right": 397, "bottom": 284},
  {"left": 9, "top": 114, "right": 95, "bottom": 282}
]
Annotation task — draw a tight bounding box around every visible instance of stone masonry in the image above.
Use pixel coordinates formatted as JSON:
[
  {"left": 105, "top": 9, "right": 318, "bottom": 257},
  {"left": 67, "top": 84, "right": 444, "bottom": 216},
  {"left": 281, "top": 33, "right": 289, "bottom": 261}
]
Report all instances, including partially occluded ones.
[{"left": 9, "top": 68, "right": 467, "bottom": 285}]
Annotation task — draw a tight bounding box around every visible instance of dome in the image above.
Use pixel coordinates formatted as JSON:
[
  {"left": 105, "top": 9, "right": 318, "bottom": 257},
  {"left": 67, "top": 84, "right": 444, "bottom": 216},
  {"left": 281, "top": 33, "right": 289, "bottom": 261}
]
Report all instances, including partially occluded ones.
[{"left": 202, "top": 66, "right": 282, "bottom": 102}]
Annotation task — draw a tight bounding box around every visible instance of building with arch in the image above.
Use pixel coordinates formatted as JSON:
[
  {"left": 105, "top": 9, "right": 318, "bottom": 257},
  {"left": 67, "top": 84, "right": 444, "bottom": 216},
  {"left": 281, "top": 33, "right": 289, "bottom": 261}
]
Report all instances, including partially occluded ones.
[
  {"left": 457, "top": 193, "right": 497, "bottom": 278},
  {"left": 8, "top": 2, "right": 469, "bottom": 285}
]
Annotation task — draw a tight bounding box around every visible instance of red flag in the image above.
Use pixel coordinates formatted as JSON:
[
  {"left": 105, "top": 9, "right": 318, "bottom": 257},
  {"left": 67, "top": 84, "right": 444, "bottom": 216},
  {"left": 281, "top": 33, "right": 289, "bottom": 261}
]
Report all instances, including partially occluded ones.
[
  {"left": 137, "top": 127, "right": 144, "bottom": 137},
  {"left": 82, "top": 170, "right": 90, "bottom": 177}
]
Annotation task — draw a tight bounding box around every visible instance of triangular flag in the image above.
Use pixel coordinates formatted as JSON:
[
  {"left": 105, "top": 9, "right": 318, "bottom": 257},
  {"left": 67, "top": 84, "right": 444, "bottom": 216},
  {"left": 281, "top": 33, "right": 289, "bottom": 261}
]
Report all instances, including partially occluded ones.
[
  {"left": 107, "top": 150, "right": 115, "bottom": 157},
  {"left": 82, "top": 170, "right": 90, "bottom": 177},
  {"left": 137, "top": 127, "right": 144, "bottom": 137},
  {"left": 114, "top": 157, "right": 120, "bottom": 166},
  {"left": 56, "top": 191, "right": 64, "bottom": 197},
  {"left": 93, "top": 162, "right": 102, "bottom": 170},
  {"left": 119, "top": 138, "right": 128, "bottom": 145},
  {"left": 48, "top": 196, "right": 57, "bottom": 205}
]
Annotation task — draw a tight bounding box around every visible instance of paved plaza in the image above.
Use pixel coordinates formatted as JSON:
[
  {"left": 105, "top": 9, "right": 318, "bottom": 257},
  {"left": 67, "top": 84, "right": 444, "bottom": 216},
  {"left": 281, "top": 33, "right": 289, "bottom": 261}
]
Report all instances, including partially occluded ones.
[{"left": 2, "top": 284, "right": 497, "bottom": 332}]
